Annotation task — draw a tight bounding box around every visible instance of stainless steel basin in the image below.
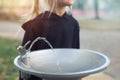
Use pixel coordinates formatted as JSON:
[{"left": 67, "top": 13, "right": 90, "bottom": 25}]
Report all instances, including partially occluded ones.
[{"left": 14, "top": 49, "right": 110, "bottom": 80}]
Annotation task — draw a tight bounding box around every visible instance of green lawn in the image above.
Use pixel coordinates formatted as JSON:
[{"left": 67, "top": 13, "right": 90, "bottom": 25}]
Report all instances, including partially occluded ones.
[{"left": 0, "top": 37, "right": 21, "bottom": 80}]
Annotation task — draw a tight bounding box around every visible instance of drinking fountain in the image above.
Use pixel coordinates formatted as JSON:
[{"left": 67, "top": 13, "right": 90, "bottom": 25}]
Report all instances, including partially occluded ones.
[{"left": 14, "top": 37, "right": 110, "bottom": 80}]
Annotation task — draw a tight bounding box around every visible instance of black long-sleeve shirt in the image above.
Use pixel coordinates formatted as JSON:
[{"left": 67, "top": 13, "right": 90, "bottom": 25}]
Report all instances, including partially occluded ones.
[
  {"left": 22, "top": 11, "right": 80, "bottom": 51},
  {"left": 20, "top": 11, "right": 80, "bottom": 80}
]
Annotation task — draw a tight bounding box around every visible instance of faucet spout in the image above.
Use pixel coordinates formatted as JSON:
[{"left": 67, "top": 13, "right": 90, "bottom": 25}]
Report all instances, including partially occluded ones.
[
  {"left": 17, "top": 46, "right": 27, "bottom": 55},
  {"left": 17, "top": 41, "right": 31, "bottom": 55},
  {"left": 17, "top": 41, "right": 31, "bottom": 64}
]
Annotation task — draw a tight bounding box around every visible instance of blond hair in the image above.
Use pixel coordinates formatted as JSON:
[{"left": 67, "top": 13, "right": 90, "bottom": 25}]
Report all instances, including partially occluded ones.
[
  {"left": 26, "top": 0, "right": 57, "bottom": 20},
  {"left": 23, "top": 0, "right": 71, "bottom": 21}
]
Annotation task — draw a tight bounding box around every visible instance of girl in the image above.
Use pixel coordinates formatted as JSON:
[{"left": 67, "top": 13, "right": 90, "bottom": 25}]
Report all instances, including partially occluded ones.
[{"left": 20, "top": 0, "right": 80, "bottom": 80}]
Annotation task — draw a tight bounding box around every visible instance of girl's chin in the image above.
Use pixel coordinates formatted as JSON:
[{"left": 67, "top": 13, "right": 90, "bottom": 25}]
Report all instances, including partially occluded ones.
[
  {"left": 58, "top": 0, "right": 74, "bottom": 7},
  {"left": 67, "top": 3, "right": 74, "bottom": 6}
]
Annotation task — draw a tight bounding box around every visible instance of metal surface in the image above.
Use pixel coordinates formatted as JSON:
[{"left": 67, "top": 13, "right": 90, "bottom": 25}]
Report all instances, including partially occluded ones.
[{"left": 14, "top": 49, "right": 110, "bottom": 80}]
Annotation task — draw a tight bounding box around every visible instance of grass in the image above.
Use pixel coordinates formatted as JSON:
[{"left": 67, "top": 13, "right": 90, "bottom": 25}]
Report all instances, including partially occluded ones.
[{"left": 0, "top": 37, "right": 21, "bottom": 80}]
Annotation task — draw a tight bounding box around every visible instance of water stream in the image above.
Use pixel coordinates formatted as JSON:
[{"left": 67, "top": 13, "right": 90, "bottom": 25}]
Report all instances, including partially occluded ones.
[{"left": 27, "top": 37, "right": 62, "bottom": 72}]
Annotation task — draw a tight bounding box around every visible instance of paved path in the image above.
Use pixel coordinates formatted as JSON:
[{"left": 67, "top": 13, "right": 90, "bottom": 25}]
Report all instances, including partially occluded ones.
[
  {"left": 81, "top": 30, "right": 120, "bottom": 80},
  {"left": 0, "top": 21, "right": 119, "bottom": 80},
  {"left": 0, "top": 21, "right": 24, "bottom": 40}
]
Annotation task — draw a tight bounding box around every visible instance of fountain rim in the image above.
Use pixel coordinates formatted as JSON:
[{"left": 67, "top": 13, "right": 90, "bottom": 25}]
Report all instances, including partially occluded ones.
[{"left": 14, "top": 49, "right": 110, "bottom": 77}]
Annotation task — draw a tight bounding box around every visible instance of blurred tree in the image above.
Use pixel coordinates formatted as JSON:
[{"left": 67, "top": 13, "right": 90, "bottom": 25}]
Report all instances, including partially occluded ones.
[
  {"left": 112, "top": 0, "right": 120, "bottom": 10},
  {"left": 73, "top": 0, "right": 87, "bottom": 10},
  {"left": 94, "top": 0, "right": 100, "bottom": 19}
]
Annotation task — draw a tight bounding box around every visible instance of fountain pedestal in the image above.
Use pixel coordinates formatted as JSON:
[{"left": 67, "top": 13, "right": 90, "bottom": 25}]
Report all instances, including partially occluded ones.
[{"left": 43, "top": 78, "right": 81, "bottom": 80}]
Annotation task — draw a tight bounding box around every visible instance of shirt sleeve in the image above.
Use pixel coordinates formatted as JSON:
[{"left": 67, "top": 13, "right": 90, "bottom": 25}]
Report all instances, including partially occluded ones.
[
  {"left": 21, "top": 20, "right": 44, "bottom": 51},
  {"left": 21, "top": 22, "right": 36, "bottom": 50}
]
